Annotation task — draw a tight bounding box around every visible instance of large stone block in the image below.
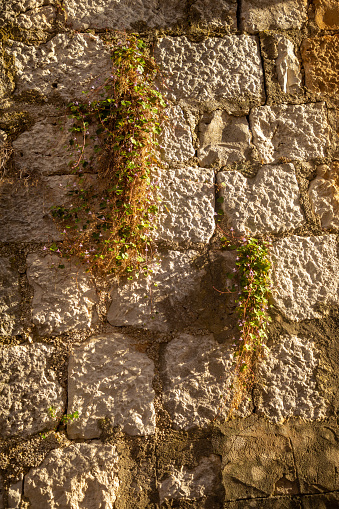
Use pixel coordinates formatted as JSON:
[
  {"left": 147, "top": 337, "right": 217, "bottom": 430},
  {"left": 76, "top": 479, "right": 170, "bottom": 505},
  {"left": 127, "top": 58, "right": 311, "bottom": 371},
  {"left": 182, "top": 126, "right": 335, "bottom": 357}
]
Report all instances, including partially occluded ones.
[
  {"left": 27, "top": 254, "right": 98, "bottom": 335},
  {"left": 217, "top": 164, "right": 304, "bottom": 235},
  {"left": 67, "top": 333, "right": 155, "bottom": 438},
  {"left": 162, "top": 334, "right": 250, "bottom": 430},
  {"left": 250, "top": 103, "right": 330, "bottom": 164},
  {"left": 258, "top": 335, "right": 327, "bottom": 423},
  {"left": 158, "top": 106, "right": 195, "bottom": 164},
  {"left": 274, "top": 35, "right": 302, "bottom": 95},
  {"left": 308, "top": 163, "right": 339, "bottom": 230},
  {"left": 6, "top": 33, "right": 112, "bottom": 100},
  {"left": 198, "top": 111, "right": 252, "bottom": 167},
  {"left": 24, "top": 443, "right": 119, "bottom": 508},
  {"left": 0, "top": 0, "right": 55, "bottom": 30},
  {"left": 314, "top": 0, "right": 339, "bottom": 29},
  {"left": 241, "top": 0, "right": 308, "bottom": 33},
  {"left": 270, "top": 235, "right": 339, "bottom": 321},
  {"left": 0, "top": 343, "right": 65, "bottom": 438},
  {"left": 0, "top": 257, "right": 21, "bottom": 336},
  {"left": 155, "top": 36, "right": 265, "bottom": 106},
  {"left": 155, "top": 167, "right": 215, "bottom": 243},
  {"left": 188, "top": 0, "right": 237, "bottom": 30}
]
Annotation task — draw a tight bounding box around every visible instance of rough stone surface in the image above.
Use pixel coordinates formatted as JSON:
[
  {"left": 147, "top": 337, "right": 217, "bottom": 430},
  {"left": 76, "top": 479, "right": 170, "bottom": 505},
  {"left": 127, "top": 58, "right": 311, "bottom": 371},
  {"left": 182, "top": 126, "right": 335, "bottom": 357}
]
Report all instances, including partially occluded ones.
[
  {"left": 27, "top": 254, "right": 98, "bottom": 335},
  {"left": 314, "top": 0, "right": 339, "bottom": 29},
  {"left": 188, "top": 0, "right": 237, "bottom": 29},
  {"left": 258, "top": 335, "right": 327, "bottom": 423},
  {"left": 155, "top": 167, "right": 215, "bottom": 243},
  {"left": 217, "top": 164, "right": 304, "bottom": 235},
  {"left": 0, "top": 0, "right": 55, "bottom": 29},
  {"left": 270, "top": 235, "right": 339, "bottom": 320},
  {"left": 159, "top": 455, "right": 221, "bottom": 503},
  {"left": 198, "top": 111, "right": 252, "bottom": 167},
  {"left": 6, "top": 33, "right": 111, "bottom": 100},
  {"left": 155, "top": 36, "right": 265, "bottom": 105},
  {"left": 0, "top": 343, "right": 65, "bottom": 438},
  {"left": 162, "top": 334, "right": 250, "bottom": 430},
  {"left": 0, "top": 479, "right": 3, "bottom": 509},
  {"left": 24, "top": 443, "right": 119, "bottom": 509},
  {"left": 275, "top": 35, "right": 302, "bottom": 95},
  {"left": 67, "top": 333, "right": 155, "bottom": 438},
  {"left": 0, "top": 257, "right": 21, "bottom": 336},
  {"left": 158, "top": 106, "right": 195, "bottom": 164},
  {"left": 8, "top": 475, "right": 23, "bottom": 509},
  {"left": 308, "top": 163, "right": 339, "bottom": 230},
  {"left": 241, "top": 0, "right": 308, "bottom": 33},
  {"left": 250, "top": 103, "right": 330, "bottom": 164}
]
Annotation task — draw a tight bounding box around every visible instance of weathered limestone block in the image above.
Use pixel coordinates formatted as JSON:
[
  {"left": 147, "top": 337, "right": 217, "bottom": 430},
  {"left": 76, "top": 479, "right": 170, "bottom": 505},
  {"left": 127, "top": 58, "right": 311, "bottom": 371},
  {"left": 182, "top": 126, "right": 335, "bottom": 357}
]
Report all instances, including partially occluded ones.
[
  {"left": 270, "top": 235, "right": 339, "bottom": 321},
  {"left": 24, "top": 443, "right": 119, "bottom": 508},
  {"left": 314, "top": 0, "right": 339, "bottom": 29},
  {"left": 0, "top": 0, "right": 55, "bottom": 29},
  {"left": 241, "top": 0, "right": 308, "bottom": 33},
  {"left": 275, "top": 35, "right": 302, "bottom": 95},
  {"left": 159, "top": 455, "right": 221, "bottom": 503},
  {"left": 159, "top": 106, "right": 195, "bottom": 164},
  {"left": 27, "top": 254, "right": 98, "bottom": 334},
  {"left": 250, "top": 103, "right": 330, "bottom": 164},
  {"left": 0, "top": 257, "right": 21, "bottom": 336},
  {"left": 67, "top": 333, "right": 155, "bottom": 438},
  {"left": 258, "top": 335, "right": 327, "bottom": 423},
  {"left": 6, "top": 33, "right": 111, "bottom": 100},
  {"left": 8, "top": 475, "right": 23, "bottom": 509},
  {"left": 15, "top": 6, "right": 55, "bottom": 30},
  {"left": 302, "top": 35, "right": 339, "bottom": 101},
  {"left": 155, "top": 167, "right": 215, "bottom": 243},
  {"left": 198, "top": 111, "right": 252, "bottom": 167},
  {"left": 162, "top": 334, "right": 250, "bottom": 430},
  {"left": 64, "top": 0, "right": 186, "bottom": 30},
  {"left": 155, "top": 36, "right": 265, "bottom": 105},
  {"left": 308, "top": 163, "right": 339, "bottom": 230},
  {"left": 0, "top": 344, "right": 65, "bottom": 438},
  {"left": 217, "top": 164, "right": 304, "bottom": 235},
  {"left": 188, "top": 0, "right": 237, "bottom": 29}
]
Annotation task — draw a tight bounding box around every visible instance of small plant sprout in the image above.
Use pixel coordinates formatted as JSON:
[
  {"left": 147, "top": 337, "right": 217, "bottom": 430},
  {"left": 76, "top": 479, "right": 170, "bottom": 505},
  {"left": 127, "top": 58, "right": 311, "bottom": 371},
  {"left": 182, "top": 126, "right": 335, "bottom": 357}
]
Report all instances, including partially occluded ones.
[{"left": 41, "top": 407, "right": 80, "bottom": 438}]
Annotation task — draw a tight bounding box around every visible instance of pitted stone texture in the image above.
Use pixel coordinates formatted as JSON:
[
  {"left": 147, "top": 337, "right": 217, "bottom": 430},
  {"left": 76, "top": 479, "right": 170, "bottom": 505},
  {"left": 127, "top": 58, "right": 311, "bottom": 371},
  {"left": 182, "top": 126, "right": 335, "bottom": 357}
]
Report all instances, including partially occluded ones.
[
  {"left": 250, "top": 103, "right": 330, "bottom": 164},
  {"left": 27, "top": 254, "right": 98, "bottom": 335},
  {"left": 258, "top": 335, "right": 327, "bottom": 423},
  {"left": 67, "top": 333, "right": 155, "bottom": 438},
  {"left": 64, "top": 0, "right": 186, "bottom": 30},
  {"left": 198, "top": 111, "right": 252, "bottom": 167},
  {"left": 159, "top": 455, "right": 221, "bottom": 503},
  {"left": 275, "top": 35, "right": 302, "bottom": 95},
  {"left": 0, "top": 0, "right": 55, "bottom": 29},
  {"left": 270, "top": 235, "right": 339, "bottom": 321},
  {"left": 0, "top": 176, "right": 76, "bottom": 242},
  {"left": 0, "top": 344, "right": 65, "bottom": 438},
  {"left": 25, "top": 443, "right": 119, "bottom": 509},
  {"left": 108, "top": 251, "right": 205, "bottom": 332},
  {"left": 241, "top": 0, "right": 307, "bottom": 33},
  {"left": 217, "top": 164, "right": 304, "bottom": 235},
  {"left": 309, "top": 163, "right": 339, "bottom": 230},
  {"left": 155, "top": 167, "right": 215, "bottom": 243},
  {"left": 162, "top": 334, "right": 251, "bottom": 430},
  {"left": 155, "top": 36, "right": 265, "bottom": 105},
  {"left": 8, "top": 475, "right": 23, "bottom": 509},
  {"left": 0, "top": 257, "right": 21, "bottom": 336},
  {"left": 159, "top": 106, "right": 195, "bottom": 164},
  {"left": 6, "top": 33, "right": 111, "bottom": 100},
  {"left": 188, "top": 0, "right": 237, "bottom": 29},
  {"left": 302, "top": 35, "right": 339, "bottom": 102},
  {"left": 314, "top": 0, "right": 339, "bottom": 29}
]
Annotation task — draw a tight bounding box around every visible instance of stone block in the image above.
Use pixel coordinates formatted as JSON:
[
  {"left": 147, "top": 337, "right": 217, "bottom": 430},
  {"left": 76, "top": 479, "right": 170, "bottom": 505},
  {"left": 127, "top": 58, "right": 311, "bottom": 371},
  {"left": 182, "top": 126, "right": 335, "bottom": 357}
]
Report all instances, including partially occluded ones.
[
  {"left": 275, "top": 35, "right": 302, "bottom": 95},
  {"left": 308, "top": 163, "right": 339, "bottom": 230},
  {"left": 250, "top": 103, "right": 330, "bottom": 164},
  {"left": 198, "top": 111, "right": 252, "bottom": 167},
  {"left": 6, "top": 33, "right": 112, "bottom": 100},
  {"left": 155, "top": 167, "right": 215, "bottom": 243},
  {"left": 217, "top": 164, "right": 304, "bottom": 235},
  {"left": 188, "top": 0, "right": 237, "bottom": 29},
  {"left": 159, "top": 455, "right": 221, "bottom": 503},
  {"left": 24, "top": 443, "right": 119, "bottom": 508},
  {"left": 162, "top": 334, "right": 251, "bottom": 430},
  {"left": 270, "top": 235, "right": 339, "bottom": 321},
  {"left": 302, "top": 35, "right": 339, "bottom": 102},
  {"left": 258, "top": 335, "right": 327, "bottom": 423},
  {"left": 67, "top": 333, "right": 155, "bottom": 438},
  {"left": 159, "top": 106, "right": 195, "bottom": 164},
  {"left": 0, "top": 343, "right": 65, "bottom": 438},
  {"left": 8, "top": 475, "right": 23, "bottom": 509},
  {"left": 155, "top": 36, "right": 265, "bottom": 106},
  {"left": 314, "top": 0, "right": 339, "bottom": 29},
  {"left": 241, "top": 0, "right": 307, "bottom": 33},
  {"left": 0, "top": 257, "right": 21, "bottom": 336},
  {"left": 0, "top": 0, "right": 55, "bottom": 29},
  {"left": 27, "top": 254, "right": 98, "bottom": 335}
]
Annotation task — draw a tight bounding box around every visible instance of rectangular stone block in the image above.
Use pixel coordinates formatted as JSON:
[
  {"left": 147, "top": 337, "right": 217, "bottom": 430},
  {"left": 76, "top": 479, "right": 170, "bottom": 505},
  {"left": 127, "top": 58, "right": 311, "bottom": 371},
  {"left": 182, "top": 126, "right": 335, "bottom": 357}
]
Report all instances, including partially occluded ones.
[
  {"left": 274, "top": 35, "right": 302, "bottom": 95},
  {"left": 159, "top": 106, "right": 195, "bottom": 164},
  {"left": 241, "top": 0, "right": 307, "bottom": 33},
  {"left": 308, "top": 163, "right": 339, "bottom": 230}
]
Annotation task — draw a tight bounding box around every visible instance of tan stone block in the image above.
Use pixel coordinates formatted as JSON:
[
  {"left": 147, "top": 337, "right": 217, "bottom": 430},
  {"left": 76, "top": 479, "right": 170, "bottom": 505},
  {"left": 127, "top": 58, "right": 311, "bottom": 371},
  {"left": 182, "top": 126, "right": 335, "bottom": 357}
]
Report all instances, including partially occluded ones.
[{"left": 314, "top": 0, "right": 339, "bottom": 29}]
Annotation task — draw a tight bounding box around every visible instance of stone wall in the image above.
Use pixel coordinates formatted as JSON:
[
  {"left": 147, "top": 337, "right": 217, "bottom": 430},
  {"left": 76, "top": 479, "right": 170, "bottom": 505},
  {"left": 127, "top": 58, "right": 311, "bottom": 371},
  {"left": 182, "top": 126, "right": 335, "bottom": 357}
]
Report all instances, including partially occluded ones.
[{"left": 0, "top": 0, "right": 339, "bottom": 508}]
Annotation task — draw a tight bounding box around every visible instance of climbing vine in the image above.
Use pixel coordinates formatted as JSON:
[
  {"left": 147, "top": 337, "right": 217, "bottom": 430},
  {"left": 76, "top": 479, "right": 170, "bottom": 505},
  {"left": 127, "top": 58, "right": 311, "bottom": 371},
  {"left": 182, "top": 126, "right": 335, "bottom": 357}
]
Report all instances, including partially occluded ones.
[{"left": 51, "top": 32, "right": 167, "bottom": 278}]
